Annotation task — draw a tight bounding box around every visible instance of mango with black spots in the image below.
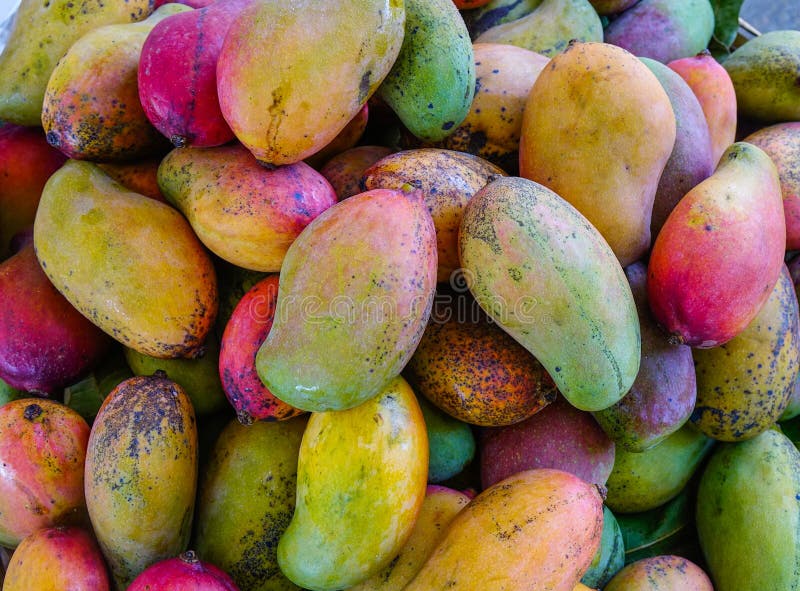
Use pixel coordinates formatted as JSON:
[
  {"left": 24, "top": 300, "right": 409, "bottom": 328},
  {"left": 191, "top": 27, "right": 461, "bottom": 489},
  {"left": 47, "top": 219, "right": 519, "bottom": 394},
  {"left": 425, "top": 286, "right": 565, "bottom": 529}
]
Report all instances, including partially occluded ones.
[
  {"left": 194, "top": 416, "right": 307, "bottom": 591},
  {"left": 691, "top": 264, "right": 800, "bottom": 442},
  {"left": 459, "top": 175, "right": 640, "bottom": 412},
  {"left": 377, "top": 0, "right": 475, "bottom": 142},
  {"left": 85, "top": 374, "right": 197, "bottom": 590},
  {"left": 603, "top": 555, "right": 713, "bottom": 590},
  {"left": 319, "top": 145, "right": 393, "bottom": 200},
  {"left": 33, "top": 160, "right": 218, "bottom": 359}
]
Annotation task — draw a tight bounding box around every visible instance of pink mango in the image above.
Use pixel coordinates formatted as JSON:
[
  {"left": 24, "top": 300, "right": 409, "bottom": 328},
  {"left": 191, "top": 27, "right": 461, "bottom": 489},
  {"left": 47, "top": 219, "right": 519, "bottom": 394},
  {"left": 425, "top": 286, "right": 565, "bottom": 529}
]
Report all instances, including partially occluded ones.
[{"left": 128, "top": 551, "right": 239, "bottom": 591}]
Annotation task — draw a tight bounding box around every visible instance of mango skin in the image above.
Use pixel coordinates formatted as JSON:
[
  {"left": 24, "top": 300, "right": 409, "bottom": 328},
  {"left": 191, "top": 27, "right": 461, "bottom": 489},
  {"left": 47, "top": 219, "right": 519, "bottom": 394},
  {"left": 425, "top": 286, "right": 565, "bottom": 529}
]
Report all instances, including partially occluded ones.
[
  {"left": 33, "top": 160, "right": 218, "bottom": 359},
  {"left": 417, "top": 397, "right": 476, "bottom": 483},
  {"left": 256, "top": 188, "right": 437, "bottom": 412},
  {"left": 647, "top": 142, "right": 785, "bottom": 348},
  {"left": 462, "top": 0, "right": 544, "bottom": 39},
  {"left": 361, "top": 147, "right": 505, "bottom": 282},
  {"left": 217, "top": 0, "right": 404, "bottom": 165},
  {"left": 696, "top": 429, "right": 800, "bottom": 591},
  {"left": 604, "top": 555, "right": 713, "bottom": 591},
  {"left": 319, "top": 145, "right": 393, "bottom": 200},
  {"left": 723, "top": 30, "right": 800, "bottom": 123},
  {"left": 378, "top": 0, "right": 475, "bottom": 142},
  {"left": 404, "top": 469, "right": 604, "bottom": 591},
  {"left": 459, "top": 175, "right": 640, "bottom": 412},
  {"left": 85, "top": 374, "right": 197, "bottom": 589},
  {"left": 157, "top": 143, "right": 337, "bottom": 272},
  {"left": 194, "top": 417, "right": 307, "bottom": 591},
  {"left": 520, "top": 41, "right": 676, "bottom": 266},
  {"left": 277, "top": 376, "right": 428, "bottom": 591},
  {"left": 98, "top": 159, "right": 167, "bottom": 203},
  {"left": 41, "top": 5, "right": 187, "bottom": 162},
  {"left": 603, "top": 0, "right": 715, "bottom": 64},
  {"left": 0, "top": 0, "right": 152, "bottom": 126},
  {"left": 581, "top": 506, "right": 625, "bottom": 589}
]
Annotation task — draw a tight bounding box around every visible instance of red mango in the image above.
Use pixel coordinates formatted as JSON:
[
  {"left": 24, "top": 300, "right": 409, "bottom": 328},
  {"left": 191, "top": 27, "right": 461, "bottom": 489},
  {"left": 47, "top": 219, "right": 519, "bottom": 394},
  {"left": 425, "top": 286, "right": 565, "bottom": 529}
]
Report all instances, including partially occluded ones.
[{"left": 128, "top": 551, "right": 239, "bottom": 591}]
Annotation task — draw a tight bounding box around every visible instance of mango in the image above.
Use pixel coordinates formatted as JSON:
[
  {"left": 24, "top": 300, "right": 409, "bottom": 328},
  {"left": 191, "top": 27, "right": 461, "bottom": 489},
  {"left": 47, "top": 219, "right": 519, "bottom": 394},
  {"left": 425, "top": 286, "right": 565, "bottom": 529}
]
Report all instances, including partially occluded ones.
[
  {"left": 41, "top": 5, "right": 188, "bottom": 162},
  {"left": 723, "top": 30, "right": 800, "bottom": 122},
  {"left": 668, "top": 51, "right": 738, "bottom": 168},
  {"left": 214, "top": 261, "right": 268, "bottom": 340},
  {"left": 434, "top": 43, "right": 549, "bottom": 174},
  {"left": 277, "top": 376, "right": 428, "bottom": 590},
  {"left": 520, "top": 41, "right": 676, "bottom": 266},
  {"left": 127, "top": 553, "right": 240, "bottom": 591},
  {"left": 304, "top": 103, "right": 370, "bottom": 170},
  {"left": 319, "top": 145, "right": 393, "bottom": 200},
  {"left": 0, "top": 399, "right": 89, "bottom": 547},
  {"left": 194, "top": 416, "right": 307, "bottom": 591},
  {"left": 0, "top": 0, "right": 152, "bottom": 126},
  {"left": 744, "top": 122, "right": 800, "bottom": 250},
  {"left": 480, "top": 395, "right": 616, "bottom": 488},
  {"left": 581, "top": 506, "right": 625, "bottom": 589},
  {"left": 461, "top": 0, "right": 543, "bottom": 39},
  {"left": 593, "top": 262, "right": 696, "bottom": 453},
  {"left": 459, "top": 175, "right": 640, "bottom": 411},
  {"left": 603, "top": 0, "right": 715, "bottom": 63},
  {"left": 605, "top": 424, "right": 714, "bottom": 513},
  {"left": 604, "top": 555, "right": 713, "bottom": 590},
  {"left": 98, "top": 159, "right": 167, "bottom": 203},
  {"left": 361, "top": 147, "right": 505, "bottom": 282},
  {"left": 217, "top": 0, "right": 404, "bottom": 166},
  {"left": 475, "top": 0, "right": 603, "bottom": 57},
  {"left": 3, "top": 527, "right": 110, "bottom": 591},
  {"left": 647, "top": 142, "right": 785, "bottom": 348},
  {"left": 349, "top": 485, "right": 471, "bottom": 591},
  {"left": 417, "top": 397, "right": 476, "bottom": 483},
  {"left": 85, "top": 374, "right": 197, "bottom": 589},
  {"left": 404, "top": 469, "right": 604, "bottom": 591},
  {"left": 377, "top": 0, "right": 475, "bottom": 142},
  {"left": 158, "top": 143, "right": 337, "bottom": 272},
  {"left": 33, "top": 160, "right": 218, "bottom": 359},
  {"left": 588, "top": 0, "right": 637, "bottom": 15},
  {"left": 691, "top": 264, "right": 800, "bottom": 441},
  {"left": 696, "top": 428, "right": 800, "bottom": 591},
  {"left": 256, "top": 188, "right": 437, "bottom": 412}
]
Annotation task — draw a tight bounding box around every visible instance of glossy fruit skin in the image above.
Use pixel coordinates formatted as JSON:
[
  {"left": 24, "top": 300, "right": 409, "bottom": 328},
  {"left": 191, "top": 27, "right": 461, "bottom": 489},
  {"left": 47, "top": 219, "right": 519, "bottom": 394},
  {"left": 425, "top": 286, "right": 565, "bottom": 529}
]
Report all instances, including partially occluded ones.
[
  {"left": 127, "top": 551, "right": 240, "bottom": 591},
  {"left": 0, "top": 242, "right": 111, "bottom": 393},
  {"left": 319, "top": 145, "right": 393, "bottom": 200},
  {"left": 604, "top": 555, "right": 713, "bottom": 591},
  {"left": 3, "top": 526, "right": 110, "bottom": 591},
  {"left": 0, "top": 399, "right": 90, "bottom": 548},
  {"left": 219, "top": 276, "right": 304, "bottom": 423}
]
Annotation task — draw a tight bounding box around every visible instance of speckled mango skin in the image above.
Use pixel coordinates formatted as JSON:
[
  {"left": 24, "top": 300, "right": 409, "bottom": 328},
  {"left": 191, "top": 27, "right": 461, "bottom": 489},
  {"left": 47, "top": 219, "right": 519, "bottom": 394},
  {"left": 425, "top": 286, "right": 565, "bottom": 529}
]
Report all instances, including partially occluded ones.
[
  {"left": 433, "top": 43, "right": 548, "bottom": 174},
  {"left": 361, "top": 148, "right": 505, "bottom": 282},
  {"left": 459, "top": 176, "right": 640, "bottom": 412},
  {"left": 97, "top": 159, "right": 167, "bottom": 203},
  {"left": 194, "top": 416, "right": 307, "bottom": 591},
  {"left": 604, "top": 423, "right": 714, "bottom": 514},
  {"left": 319, "top": 145, "right": 393, "bottom": 200},
  {"left": 520, "top": 41, "right": 676, "bottom": 267},
  {"left": 256, "top": 188, "right": 437, "bottom": 412},
  {"left": 277, "top": 376, "right": 428, "bottom": 591},
  {"left": 33, "top": 160, "right": 218, "bottom": 359},
  {"left": 691, "top": 264, "right": 800, "bottom": 442},
  {"left": 647, "top": 142, "right": 785, "bottom": 348},
  {"left": 158, "top": 143, "right": 337, "bottom": 272},
  {"left": 475, "top": 0, "right": 603, "bottom": 57},
  {"left": 0, "top": 399, "right": 89, "bottom": 548},
  {"left": 378, "top": 0, "right": 475, "bottom": 142},
  {"left": 41, "top": 5, "right": 186, "bottom": 162},
  {"left": 217, "top": 0, "right": 404, "bottom": 166},
  {"left": 723, "top": 30, "right": 800, "bottom": 123},
  {"left": 350, "top": 485, "right": 471, "bottom": 591},
  {"left": 404, "top": 469, "right": 604, "bottom": 591},
  {"left": 3, "top": 526, "right": 110, "bottom": 591},
  {"left": 85, "top": 374, "right": 197, "bottom": 590},
  {"left": 604, "top": 555, "right": 713, "bottom": 591},
  {"left": 0, "top": 0, "right": 152, "bottom": 126}
]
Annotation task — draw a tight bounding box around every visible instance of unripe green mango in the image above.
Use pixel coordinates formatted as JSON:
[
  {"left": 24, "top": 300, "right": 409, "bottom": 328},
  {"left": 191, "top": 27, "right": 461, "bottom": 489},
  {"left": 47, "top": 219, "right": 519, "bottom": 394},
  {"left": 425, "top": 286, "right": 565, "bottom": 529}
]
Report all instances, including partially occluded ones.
[
  {"left": 277, "top": 376, "right": 428, "bottom": 590},
  {"left": 696, "top": 428, "right": 800, "bottom": 591},
  {"left": 378, "top": 0, "right": 475, "bottom": 142},
  {"left": 458, "top": 175, "right": 640, "bottom": 411},
  {"left": 194, "top": 417, "right": 307, "bottom": 591},
  {"left": 417, "top": 396, "right": 476, "bottom": 484}
]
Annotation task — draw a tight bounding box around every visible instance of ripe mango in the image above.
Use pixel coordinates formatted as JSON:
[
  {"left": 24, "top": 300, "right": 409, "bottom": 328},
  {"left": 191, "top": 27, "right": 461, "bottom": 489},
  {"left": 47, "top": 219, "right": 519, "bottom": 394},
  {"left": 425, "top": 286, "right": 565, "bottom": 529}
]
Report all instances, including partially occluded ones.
[
  {"left": 319, "top": 145, "right": 393, "bottom": 200},
  {"left": 459, "top": 175, "right": 640, "bottom": 411},
  {"left": 604, "top": 555, "right": 713, "bottom": 591}
]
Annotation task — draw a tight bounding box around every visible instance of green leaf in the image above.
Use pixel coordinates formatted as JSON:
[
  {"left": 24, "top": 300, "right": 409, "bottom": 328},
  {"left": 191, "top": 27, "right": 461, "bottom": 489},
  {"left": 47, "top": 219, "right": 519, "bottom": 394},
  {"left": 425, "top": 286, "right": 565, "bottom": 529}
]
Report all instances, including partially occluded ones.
[{"left": 710, "top": 0, "right": 746, "bottom": 50}]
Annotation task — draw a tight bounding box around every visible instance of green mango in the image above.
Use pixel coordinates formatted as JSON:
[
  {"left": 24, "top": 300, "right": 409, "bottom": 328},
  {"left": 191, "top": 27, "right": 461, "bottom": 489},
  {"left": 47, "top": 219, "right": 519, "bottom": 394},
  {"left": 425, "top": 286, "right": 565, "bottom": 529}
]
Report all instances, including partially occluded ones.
[
  {"left": 0, "top": 0, "right": 152, "bottom": 126},
  {"left": 378, "top": 0, "right": 475, "bottom": 142},
  {"left": 417, "top": 395, "right": 476, "bottom": 483},
  {"left": 461, "top": 0, "right": 544, "bottom": 39},
  {"left": 63, "top": 346, "right": 133, "bottom": 423},
  {"left": 475, "top": 0, "right": 603, "bottom": 57},
  {"left": 696, "top": 429, "right": 800, "bottom": 591},
  {"left": 724, "top": 30, "right": 800, "bottom": 122},
  {"left": 605, "top": 423, "right": 714, "bottom": 513},
  {"left": 581, "top": 505, "right": 626, "bottom": 588},
  {"left": 194, "top": 417, "right": 307, "bottom": 591},
  {"left": 458, "top": 175, "right": 640, "bottom": 412},
  {"left": 124, "top": 334, "right": 228, "bottom": 416}
]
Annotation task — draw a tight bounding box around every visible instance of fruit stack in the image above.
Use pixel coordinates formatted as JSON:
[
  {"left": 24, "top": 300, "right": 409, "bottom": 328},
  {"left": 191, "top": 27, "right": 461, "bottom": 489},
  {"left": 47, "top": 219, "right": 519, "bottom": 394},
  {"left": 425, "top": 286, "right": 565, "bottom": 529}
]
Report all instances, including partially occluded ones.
[{"left": 0, "top": 0, "right": 799, "bottom": 589}]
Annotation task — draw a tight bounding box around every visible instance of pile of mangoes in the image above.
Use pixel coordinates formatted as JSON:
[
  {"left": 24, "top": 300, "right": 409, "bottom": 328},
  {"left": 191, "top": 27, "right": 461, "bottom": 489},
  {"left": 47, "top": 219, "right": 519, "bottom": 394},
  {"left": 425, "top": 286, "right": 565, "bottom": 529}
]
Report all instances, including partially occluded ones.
[{"left": 0, "top": 0, "right": 799, "bottom": 589}]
